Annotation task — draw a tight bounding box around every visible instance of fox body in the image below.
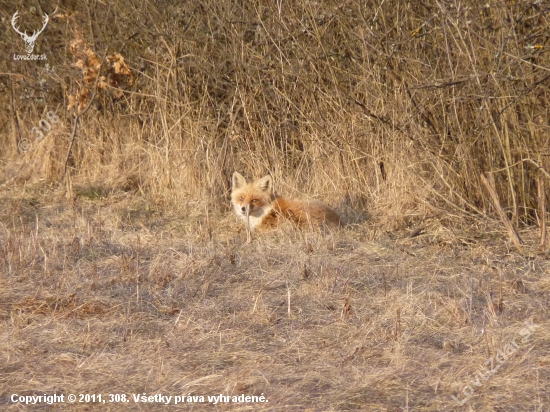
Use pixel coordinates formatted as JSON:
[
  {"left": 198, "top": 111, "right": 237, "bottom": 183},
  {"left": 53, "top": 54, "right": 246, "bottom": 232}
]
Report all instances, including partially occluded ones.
[{"left": 231, "top": 172, "right": 341, "bottom": 232}]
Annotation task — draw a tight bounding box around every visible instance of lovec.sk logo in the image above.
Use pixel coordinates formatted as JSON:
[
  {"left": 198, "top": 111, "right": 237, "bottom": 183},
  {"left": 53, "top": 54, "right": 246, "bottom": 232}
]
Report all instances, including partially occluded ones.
[{"left": 11, "top": 10, "right": 48, "bottom": 60}]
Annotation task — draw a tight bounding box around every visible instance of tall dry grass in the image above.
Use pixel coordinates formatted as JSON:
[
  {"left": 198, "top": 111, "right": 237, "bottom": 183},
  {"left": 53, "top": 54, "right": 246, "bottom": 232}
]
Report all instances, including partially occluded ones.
[{"left": 1, "top": 0, "right": 549, "bottom": 228}]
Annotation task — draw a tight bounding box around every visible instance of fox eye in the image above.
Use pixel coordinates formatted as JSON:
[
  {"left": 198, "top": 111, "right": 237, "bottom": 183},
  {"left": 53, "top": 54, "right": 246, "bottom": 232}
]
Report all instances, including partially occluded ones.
[
  {"left": 252, "top": 199, "right": 258, "bottom": 203},
  {"left": 238, "top": 197, "right": 244, "bottom": 201}
]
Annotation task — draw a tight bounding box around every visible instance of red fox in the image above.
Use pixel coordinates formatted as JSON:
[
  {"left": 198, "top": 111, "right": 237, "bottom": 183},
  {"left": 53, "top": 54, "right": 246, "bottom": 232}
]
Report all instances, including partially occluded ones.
[{"left": 231, "top": 172, "right": 341, "bottom": 236}]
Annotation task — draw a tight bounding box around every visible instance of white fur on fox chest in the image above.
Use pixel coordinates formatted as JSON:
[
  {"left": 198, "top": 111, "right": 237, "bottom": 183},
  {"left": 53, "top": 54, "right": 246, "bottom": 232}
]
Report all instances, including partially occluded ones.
[{"left": 233, "top": 204, "right": 273, "bottom": 231}]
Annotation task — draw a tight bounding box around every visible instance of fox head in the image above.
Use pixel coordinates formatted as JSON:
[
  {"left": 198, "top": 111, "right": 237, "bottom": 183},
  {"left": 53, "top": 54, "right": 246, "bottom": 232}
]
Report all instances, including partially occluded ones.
[{"left": 231, "top": 172, "right": 275, "bottom": 220}]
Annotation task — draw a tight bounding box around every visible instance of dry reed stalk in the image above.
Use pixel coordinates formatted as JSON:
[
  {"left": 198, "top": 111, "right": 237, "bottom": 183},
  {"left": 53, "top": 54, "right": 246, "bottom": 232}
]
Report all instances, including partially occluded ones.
[
  {"left": 538, "top": 173, "right": 547, "bottom": 251},
  {"left": 395, "top": 307, "right": 402, "bottom": 339},
  {"left": 480, "top": 173, "right": 523, "bottom": 252}
]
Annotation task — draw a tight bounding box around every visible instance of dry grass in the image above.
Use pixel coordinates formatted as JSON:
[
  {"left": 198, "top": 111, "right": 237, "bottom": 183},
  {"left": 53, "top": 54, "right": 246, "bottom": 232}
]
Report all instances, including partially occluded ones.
[
  {"left": 1, "top": 0, "right": 550, "bottom": 410},
  {"left": 2, "top": 0, "right": 549, "bottom": 222},
  {"left": 0, "top": 185, "right": 549, "bottom": 410}
]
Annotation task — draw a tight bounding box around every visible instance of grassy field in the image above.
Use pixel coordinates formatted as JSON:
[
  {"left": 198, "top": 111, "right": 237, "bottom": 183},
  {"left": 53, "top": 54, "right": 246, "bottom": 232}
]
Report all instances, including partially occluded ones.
[
  {"left": 1, "top": 0, "right": 550, "bottom": 410},
  {"left": 1, "top": 183, "right": 548, "bottom": 411}
]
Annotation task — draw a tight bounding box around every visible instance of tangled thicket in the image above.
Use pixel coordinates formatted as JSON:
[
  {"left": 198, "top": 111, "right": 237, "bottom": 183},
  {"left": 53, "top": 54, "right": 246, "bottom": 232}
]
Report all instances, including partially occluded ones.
[{"left": 1, "top": 0, "right": 549, "bottom": 231}]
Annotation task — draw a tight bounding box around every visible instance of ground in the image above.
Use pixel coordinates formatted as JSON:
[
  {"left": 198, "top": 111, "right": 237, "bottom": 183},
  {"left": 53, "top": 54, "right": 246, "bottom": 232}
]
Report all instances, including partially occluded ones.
[{"left": 0, "top": 185, "right": 548, "bottom": 411}]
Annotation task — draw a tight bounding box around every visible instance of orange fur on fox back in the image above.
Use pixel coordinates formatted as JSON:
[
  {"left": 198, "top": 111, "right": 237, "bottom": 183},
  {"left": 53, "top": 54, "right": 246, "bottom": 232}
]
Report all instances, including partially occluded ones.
[{"left": 231, "top": 172, "right": 341, "bottom": 232}]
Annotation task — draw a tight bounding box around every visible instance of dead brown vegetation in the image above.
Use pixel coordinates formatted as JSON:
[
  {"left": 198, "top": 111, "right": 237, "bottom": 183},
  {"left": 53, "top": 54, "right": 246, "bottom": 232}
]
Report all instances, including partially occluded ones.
[
  {"left": 1, "top": 0, "right": 549, "bottom": 410},
  {"left": 1, "top": 0, "right": 549, "bottom": 229}
]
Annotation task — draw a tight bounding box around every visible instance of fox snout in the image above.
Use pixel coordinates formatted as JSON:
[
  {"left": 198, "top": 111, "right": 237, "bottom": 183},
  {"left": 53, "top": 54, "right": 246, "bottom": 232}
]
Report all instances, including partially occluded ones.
[{"left": 240, "top": 204, "right": 251, "bottom": 215}]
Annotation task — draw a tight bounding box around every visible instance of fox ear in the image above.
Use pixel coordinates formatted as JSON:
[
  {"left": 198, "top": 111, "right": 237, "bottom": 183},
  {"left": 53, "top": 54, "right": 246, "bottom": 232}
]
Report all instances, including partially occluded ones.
[
  {"left": 255, "top": 175, "right": 273, "bottom": 193},
  {"left": 232, "top": 172, "right": 247, "bottom": 189}
]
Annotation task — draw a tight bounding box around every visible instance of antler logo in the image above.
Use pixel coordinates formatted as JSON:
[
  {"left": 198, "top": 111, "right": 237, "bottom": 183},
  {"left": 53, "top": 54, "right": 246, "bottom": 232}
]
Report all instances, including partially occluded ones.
[{"left": 11, "top": 11, "right": 49, "bottom": 54}]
